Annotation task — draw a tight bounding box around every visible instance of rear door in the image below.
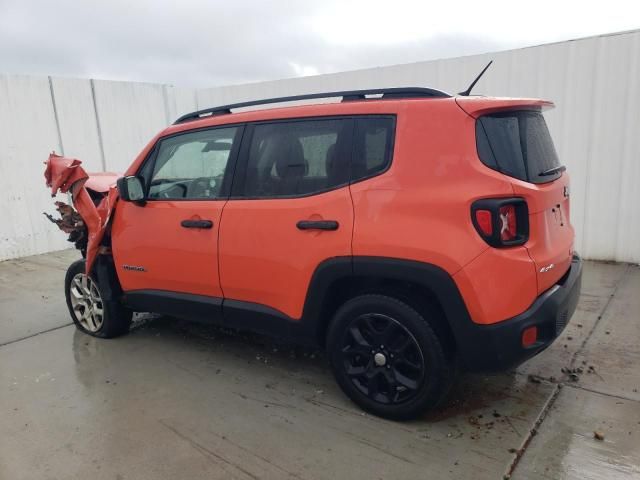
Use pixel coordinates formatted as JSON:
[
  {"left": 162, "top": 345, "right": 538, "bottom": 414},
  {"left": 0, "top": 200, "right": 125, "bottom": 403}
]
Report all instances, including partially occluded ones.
[
  {"left": 476, "top": 110, "right": 574, "bottom": 293},
  {"left": 218, "top": 117, "right": 354, "bottom": 320}
]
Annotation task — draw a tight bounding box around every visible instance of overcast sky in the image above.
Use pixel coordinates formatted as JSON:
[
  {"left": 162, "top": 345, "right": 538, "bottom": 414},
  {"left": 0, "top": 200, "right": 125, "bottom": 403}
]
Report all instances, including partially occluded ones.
[{"left": 0, "top": 0, "right": 638, "bottom": 87}]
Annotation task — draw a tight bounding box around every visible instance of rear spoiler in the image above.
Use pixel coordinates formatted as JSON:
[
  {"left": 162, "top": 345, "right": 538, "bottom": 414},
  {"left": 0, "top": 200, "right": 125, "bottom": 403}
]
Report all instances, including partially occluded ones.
[{"left": 455, "top": 97, "right": 555, "bottom": 118}]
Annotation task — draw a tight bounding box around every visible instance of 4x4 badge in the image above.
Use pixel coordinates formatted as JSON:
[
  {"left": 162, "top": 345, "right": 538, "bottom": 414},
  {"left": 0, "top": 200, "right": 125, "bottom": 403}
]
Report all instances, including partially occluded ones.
[{"left": 539, "top": 263, "right": 555, "bottom": 273}]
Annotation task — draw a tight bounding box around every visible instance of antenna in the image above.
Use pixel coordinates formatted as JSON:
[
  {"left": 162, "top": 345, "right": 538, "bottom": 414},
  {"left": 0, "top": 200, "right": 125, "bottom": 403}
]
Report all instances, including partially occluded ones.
[{"left": 458, "top": 60, "right": 493, "bottom": 96}]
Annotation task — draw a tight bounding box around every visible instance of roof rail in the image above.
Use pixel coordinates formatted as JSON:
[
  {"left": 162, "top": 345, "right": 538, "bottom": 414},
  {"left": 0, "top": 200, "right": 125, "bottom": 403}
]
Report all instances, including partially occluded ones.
[{"left": 173, "top": 87, "right": 450, "bottom": 124}]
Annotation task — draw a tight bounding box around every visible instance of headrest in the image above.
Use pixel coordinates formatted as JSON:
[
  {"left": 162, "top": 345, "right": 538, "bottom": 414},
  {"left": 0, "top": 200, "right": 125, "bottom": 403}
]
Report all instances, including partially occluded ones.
[{"left": 274, "top": 136, "right": 307, "bottom": 179}]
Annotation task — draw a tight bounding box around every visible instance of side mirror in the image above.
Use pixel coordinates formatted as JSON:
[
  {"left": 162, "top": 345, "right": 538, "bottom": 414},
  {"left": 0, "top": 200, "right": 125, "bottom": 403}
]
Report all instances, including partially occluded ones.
[{"left": 117, "top": 176, "right": 145, "bottom": 203}]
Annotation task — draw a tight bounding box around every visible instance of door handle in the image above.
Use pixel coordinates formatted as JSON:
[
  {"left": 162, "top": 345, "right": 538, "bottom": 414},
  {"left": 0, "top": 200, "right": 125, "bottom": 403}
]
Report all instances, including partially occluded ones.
[
  {"left": 181, "top": 219, "right": 213, "bottom": 229},
  {"left": 296, "top": 220, "right": 339, "bottom": 231}
]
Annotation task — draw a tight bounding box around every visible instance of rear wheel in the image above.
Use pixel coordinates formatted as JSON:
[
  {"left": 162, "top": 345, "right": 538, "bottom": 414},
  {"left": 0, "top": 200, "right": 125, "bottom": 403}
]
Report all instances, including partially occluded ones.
[
  {"left": 65, "top": 260, "right": 132, "bottom": 338},
  {"left": 327, "top": 294, "right": 452, "bottom": 420}
]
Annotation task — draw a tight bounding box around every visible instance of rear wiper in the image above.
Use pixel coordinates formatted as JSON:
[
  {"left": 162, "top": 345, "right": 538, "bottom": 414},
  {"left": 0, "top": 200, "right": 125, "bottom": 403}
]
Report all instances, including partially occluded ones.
[{"left": 539, "top": 165, "right": 566, "bottom": 176}]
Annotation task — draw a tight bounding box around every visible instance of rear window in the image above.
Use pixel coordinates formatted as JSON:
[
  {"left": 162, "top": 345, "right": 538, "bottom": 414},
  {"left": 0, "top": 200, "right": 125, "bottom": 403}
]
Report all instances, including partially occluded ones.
[
  {"left": 352, "top": 117, "right": 395, "bottom": 181},
  {"left": 243, "top": 118, "right": 350, "bottom": 197},
  {"left": 238, "top": 116, "right": 395, "bottom": 198},
  {"left": 476, "top": 111, "right": 561, "bottom": 183}
]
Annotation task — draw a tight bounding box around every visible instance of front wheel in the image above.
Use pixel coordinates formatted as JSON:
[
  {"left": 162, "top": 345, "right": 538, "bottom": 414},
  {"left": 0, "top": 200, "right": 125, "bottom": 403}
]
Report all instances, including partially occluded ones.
[
  {"left": 327, "top": 294, "right": 453, "bottom": 420},
  {"left": 65, "top": 259, "right": 132, "bottom": 338}
]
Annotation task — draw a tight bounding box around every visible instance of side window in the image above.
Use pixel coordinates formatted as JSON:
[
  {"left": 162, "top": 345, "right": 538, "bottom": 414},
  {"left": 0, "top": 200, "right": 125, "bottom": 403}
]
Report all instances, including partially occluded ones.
[
  {"left": 243, "top": 119, "right": 350, "bottom": 197},
  {"left": 147, "top": 126, "right": 238, "bottom": 200},
  {"left": 352, "top": 117, "right": 395, "bottom": 182}
]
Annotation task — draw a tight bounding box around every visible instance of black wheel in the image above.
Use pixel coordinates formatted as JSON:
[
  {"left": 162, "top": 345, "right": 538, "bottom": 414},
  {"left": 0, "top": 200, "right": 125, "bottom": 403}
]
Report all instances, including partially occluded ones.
[
  {"left": 327, "top": 294, "right": 453, "bottom": 420},
  {"left": 64, "top": 259, "right": 132, "bottom": 338}
]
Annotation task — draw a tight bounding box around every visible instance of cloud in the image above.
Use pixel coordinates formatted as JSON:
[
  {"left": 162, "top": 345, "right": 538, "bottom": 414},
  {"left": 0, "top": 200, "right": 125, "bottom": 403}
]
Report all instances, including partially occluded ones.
[{"left": 0, "top": 0, "right": 637, "bottom": 87}]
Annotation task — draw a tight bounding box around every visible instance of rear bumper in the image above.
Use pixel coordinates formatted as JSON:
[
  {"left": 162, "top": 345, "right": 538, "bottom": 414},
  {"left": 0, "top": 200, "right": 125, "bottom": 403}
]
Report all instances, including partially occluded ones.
[{"left": 458, "top": 254, "right": 583, "bottom": 372}]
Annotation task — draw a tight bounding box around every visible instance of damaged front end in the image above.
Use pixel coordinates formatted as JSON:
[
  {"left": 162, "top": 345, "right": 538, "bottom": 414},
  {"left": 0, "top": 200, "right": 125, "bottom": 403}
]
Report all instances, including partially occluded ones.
[
  {"left": 43, "top": 201, "right": 88, "bottom": 253},
  {"left": 44, "top": 153, "right": 120, "bottom": 274}
]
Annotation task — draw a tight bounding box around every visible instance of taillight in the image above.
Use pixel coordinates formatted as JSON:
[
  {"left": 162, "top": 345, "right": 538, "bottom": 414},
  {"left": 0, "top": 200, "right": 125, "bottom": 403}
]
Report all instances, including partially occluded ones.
[
  {"left": 474, "top": 210, "right": 493, "bottom": 236},
  {"left": 471, "top": 198, "right": 529, "bottom": 247},
  {"left": 499, "top": 205, "right": 517, "bottom": 241}
]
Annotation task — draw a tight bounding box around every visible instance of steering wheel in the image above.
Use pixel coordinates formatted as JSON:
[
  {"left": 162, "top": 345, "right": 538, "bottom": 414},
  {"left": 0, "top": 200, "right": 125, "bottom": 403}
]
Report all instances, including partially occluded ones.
[
  {"left": 188, "top": 177, "right": 216, "bottom": 198},
  {"left": 155, "top": 182, "right": 187, "bottom": 199}
]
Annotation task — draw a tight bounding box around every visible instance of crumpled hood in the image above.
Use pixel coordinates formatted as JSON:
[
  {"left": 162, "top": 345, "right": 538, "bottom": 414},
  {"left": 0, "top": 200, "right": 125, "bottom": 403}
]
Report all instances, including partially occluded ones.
[
  {"left": 44, "top": 153, "right": 120, "bottom": 274},
  {"left": 85, "top": 172, "right": 120, "bottom": 193}
]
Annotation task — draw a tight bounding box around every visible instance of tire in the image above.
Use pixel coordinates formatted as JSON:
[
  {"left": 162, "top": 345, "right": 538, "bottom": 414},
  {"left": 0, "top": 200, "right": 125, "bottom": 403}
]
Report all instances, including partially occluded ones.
[
  {"left": 65, "top": 259, "right": 132, "bottom": 338},
  {"left": 326, "top": 294, "right": 453, "bottom": 420}
]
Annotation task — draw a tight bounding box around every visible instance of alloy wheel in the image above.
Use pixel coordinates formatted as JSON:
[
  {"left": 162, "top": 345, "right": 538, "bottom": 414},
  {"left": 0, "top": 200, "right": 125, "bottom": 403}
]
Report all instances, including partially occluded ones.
[
  {"left": 69, "top": 273, "right": 104, "bottom": 332},
  {"left": 340, "top": 313, "right": 425, "bottom": 404}
]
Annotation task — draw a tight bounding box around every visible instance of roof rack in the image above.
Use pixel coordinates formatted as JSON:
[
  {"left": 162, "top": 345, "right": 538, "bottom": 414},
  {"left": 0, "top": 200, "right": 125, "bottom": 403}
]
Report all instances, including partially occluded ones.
[{"left": 173, "top": 87, "right": 450, "bottom": 124}]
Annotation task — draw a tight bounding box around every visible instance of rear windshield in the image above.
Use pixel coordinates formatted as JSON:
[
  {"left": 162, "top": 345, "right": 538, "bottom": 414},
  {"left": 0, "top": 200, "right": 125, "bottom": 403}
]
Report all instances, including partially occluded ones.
[{"left": 476, "top": 110, "right": 561, "bottom": 183}]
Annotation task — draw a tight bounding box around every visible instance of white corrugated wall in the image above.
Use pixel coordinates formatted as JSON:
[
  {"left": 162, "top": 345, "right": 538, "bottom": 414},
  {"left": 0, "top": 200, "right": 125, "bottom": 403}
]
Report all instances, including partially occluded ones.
[
  {"left": 1, "top": 29, "right": 638, "bottom": 262},
  {"left": 0, "top": 76, "right": 197, "bottom": 260}
]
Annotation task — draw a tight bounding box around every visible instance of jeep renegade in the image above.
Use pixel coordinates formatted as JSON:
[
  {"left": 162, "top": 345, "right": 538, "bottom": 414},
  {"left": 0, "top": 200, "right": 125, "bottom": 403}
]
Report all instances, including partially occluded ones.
[{"left": 44, "top": 86, "right": 582, "bottom": 419}]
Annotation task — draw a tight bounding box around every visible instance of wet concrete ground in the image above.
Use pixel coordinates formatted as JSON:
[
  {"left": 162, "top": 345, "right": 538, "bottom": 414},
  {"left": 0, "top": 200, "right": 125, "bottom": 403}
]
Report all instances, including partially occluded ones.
[{"left": 1, "top": 250, "right": 638, "bottom": 479}]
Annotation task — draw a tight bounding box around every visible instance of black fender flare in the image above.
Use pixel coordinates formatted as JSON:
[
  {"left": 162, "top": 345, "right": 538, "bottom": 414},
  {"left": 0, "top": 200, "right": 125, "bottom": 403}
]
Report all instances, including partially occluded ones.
[{"left": 301, "top": 256, "right": 473, "bottom": 347}]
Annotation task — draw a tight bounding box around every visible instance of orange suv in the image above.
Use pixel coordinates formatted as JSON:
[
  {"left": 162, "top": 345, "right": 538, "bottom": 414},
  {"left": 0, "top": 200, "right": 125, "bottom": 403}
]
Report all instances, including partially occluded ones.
[{"left": 45, "top": 86, "right": 582, "bottom": 419}]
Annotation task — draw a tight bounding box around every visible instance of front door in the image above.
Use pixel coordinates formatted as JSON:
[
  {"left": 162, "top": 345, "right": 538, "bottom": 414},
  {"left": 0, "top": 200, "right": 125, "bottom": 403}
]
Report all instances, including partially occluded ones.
[{"left": 112, "top": 125, "right": 243, "bottom": 298}]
